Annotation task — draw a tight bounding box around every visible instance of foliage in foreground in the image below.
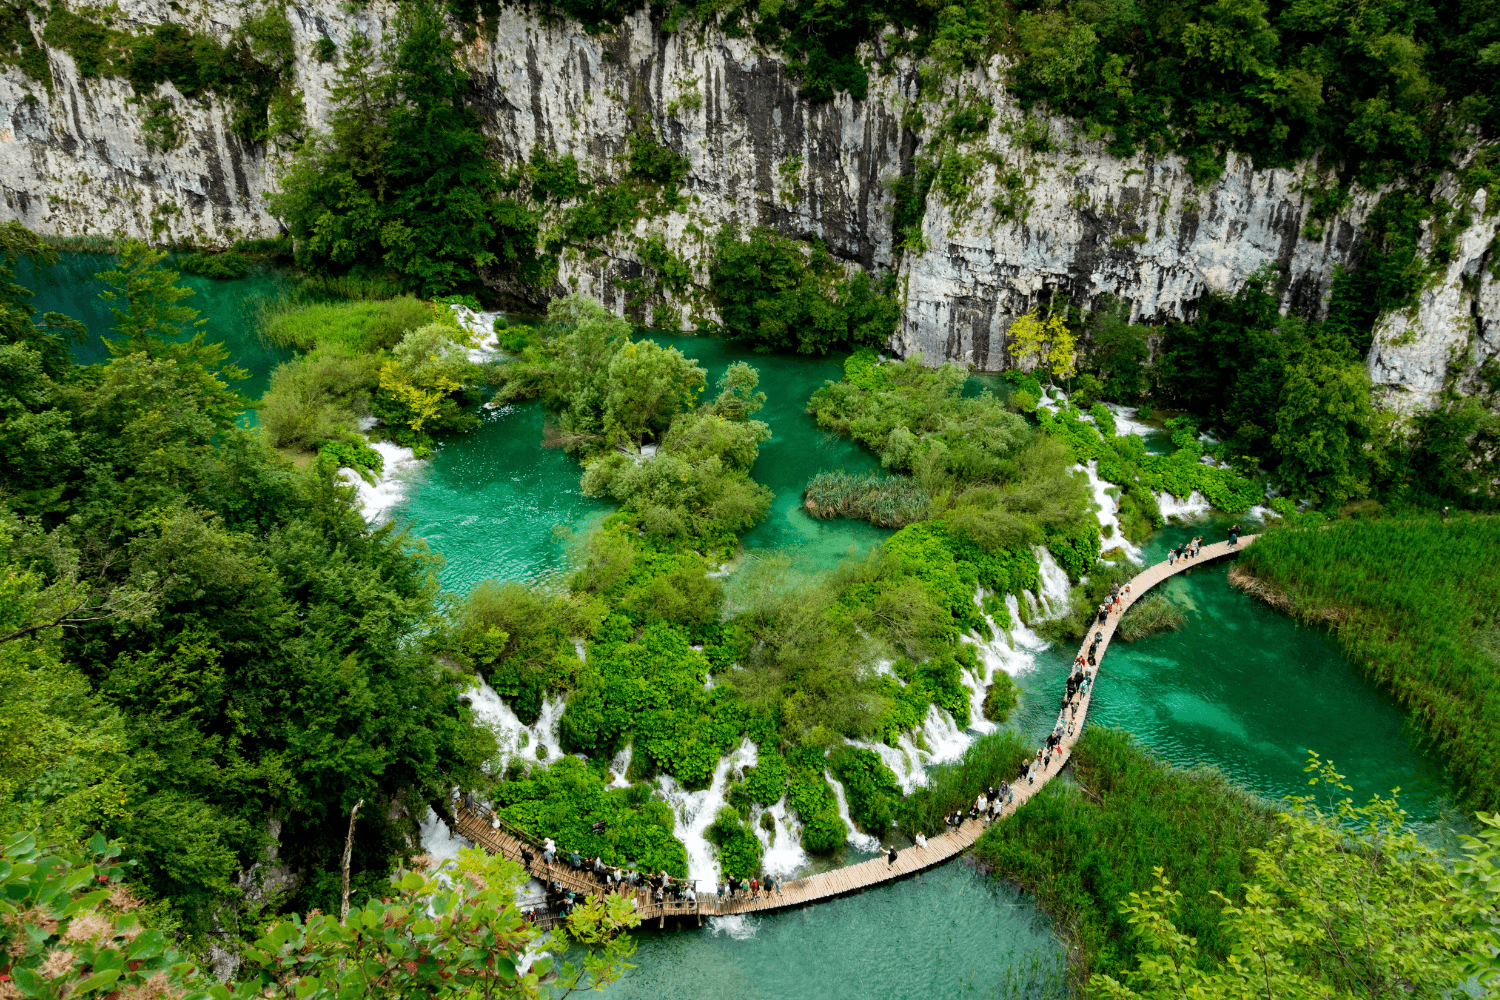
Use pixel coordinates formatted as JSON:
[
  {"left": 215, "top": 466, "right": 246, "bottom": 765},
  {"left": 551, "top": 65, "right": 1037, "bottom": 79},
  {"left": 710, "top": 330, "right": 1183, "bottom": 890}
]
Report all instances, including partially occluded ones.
[
  {"left": 1098, "top": 754, "right": 1486, "bottom": 1000},
  {"left": 974, "top": 728, "right": 1281, "bottom": 983},
  {"left": 0, "top": 830, "right": 638, "bottom": 1000},
  {"left": 1240, "top": 515, "right": 1500, "bottom": 810}
]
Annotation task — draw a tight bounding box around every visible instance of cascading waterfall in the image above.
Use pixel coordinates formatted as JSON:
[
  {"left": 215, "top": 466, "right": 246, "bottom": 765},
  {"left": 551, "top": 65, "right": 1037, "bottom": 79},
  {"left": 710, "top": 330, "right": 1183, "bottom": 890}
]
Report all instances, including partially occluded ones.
[
  {"left": 826, "top": 773, "right": 882, "bottom": 852},
  {"left": 1082, "top": 459, "right": 1144, "bottom": 563},
  {"left": 657, "top": 739, "right": 759, "bottom": 884},
  {"left": 753, "top": 798, "right": 808, "bottom": 877},
  {"left": 462, "top": 678, "right": 566, "bottom": 767},
  {"left": 607, "top": 744, "right": 633, "bottom": 788}
]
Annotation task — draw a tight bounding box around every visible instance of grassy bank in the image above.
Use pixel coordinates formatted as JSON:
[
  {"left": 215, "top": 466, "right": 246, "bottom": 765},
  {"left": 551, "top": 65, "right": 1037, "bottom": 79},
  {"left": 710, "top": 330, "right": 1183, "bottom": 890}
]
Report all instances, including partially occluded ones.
[
  {"left": 972, "top": 728, "right": 1280, "bottom": 985},
  {"left": 1237, "top": 515, "right": 1500, "bottom": 809}
]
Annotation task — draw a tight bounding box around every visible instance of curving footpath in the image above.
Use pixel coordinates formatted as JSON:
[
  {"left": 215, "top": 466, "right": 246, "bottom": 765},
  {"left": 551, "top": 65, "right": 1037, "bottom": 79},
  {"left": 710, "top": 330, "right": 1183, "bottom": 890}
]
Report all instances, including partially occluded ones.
[{"left": 459, "top": 534, "right": 1257, "bottom": 925}]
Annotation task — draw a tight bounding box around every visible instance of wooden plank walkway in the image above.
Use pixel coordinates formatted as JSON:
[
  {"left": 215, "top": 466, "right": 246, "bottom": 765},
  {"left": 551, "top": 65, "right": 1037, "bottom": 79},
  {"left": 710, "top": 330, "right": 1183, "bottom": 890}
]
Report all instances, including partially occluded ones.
[{"left": 457, "top": 533, "right": 1258, "bottom": 923}]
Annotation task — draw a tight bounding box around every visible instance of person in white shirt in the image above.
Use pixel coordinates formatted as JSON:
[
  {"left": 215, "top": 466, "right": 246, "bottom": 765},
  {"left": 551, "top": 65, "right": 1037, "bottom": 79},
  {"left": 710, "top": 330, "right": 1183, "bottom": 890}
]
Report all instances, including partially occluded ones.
[{"left": 915, "top": 831, "right": 927, "bottom": 849}]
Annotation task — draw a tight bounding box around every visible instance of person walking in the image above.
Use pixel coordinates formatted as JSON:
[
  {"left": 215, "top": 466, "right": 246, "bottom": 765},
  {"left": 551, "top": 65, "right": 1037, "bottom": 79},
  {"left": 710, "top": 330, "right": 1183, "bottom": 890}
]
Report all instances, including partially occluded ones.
[
  {"left": 750, "top": 877, "right": 760, "bottom": 899},
  {"left": 775, "top": 872, "right": 784, "bottom": 895},
  {"left": 886, "top": 845, "right": 899, "bottom": 866},
  {"left": 543, "top": 837, "right": 557, "bottom": 866},
  {"left": 915, "top": 831, "right": 927, "bottom": 849},
  {"left": 1228, "top": 524, "right": 1240, "bottom": 547}
]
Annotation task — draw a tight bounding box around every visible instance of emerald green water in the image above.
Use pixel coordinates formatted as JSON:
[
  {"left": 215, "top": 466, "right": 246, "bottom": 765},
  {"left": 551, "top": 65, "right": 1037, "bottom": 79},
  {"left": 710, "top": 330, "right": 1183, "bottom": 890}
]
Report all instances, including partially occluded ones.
[
  {"left": 28, "top": 262, "right": 1456, "bottom": 994},
  {"left": 20, "top": 252, "right": 292, "bottom": 421},
  {"left": 1013, "top": 519, "right": 1452, "bottom": 817},
  {"left": 393, "top": 334, "right": 892, "bottom": 595}
]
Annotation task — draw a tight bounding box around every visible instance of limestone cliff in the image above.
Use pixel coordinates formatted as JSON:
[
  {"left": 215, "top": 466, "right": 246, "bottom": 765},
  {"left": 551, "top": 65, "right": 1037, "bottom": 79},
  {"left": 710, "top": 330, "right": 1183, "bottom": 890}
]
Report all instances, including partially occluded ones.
[{"left": 2, "top": 1, "right": 1496, "bottom": 406}]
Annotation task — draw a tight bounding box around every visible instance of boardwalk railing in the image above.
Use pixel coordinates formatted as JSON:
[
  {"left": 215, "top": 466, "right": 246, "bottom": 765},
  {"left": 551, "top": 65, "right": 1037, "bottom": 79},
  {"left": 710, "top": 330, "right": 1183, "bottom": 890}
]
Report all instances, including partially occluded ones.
[{"left": 452, "top": 534, "right": 1257, "bottom": 923}]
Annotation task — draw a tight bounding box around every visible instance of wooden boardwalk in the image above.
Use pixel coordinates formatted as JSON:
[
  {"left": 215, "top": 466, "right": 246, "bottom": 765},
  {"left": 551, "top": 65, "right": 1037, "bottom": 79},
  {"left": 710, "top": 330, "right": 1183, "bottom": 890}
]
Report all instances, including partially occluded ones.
[{"left": 457, "top": 533, "right": 1258, "bottom": 924}]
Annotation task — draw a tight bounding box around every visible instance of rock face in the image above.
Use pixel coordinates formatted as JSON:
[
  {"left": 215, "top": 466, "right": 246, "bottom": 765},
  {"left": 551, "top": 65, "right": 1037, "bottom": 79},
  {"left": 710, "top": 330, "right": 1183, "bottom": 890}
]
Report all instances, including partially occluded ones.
[{"left": 2, "top": 0, "right": 1497, "bottom": 405}]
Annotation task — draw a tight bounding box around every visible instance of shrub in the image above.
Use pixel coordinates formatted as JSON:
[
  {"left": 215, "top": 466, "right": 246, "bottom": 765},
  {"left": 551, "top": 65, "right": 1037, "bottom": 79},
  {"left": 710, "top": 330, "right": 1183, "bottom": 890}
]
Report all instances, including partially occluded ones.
[
  {"left": 260, "top": 296, "right": 432, "bottom": 352},
  {"left": 829, "top": 744, "right": 902, "bottom": 837},
  {"left": 897, "top": 729, "right": 1031, "bottom": 839},
  {"left": 179, "top": 250, "right": 250, "bottom": 279},
  {"left": 259, "top": 345, "right": 380, "bottom": 450},
  {"left": 982, "top": 671, "right": 1018, "bottom": 722}
]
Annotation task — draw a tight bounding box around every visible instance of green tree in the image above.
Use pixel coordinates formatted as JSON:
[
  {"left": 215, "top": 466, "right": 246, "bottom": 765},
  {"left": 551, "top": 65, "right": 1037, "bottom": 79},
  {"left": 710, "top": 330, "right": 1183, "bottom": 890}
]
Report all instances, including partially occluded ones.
[
  {"left": 96, "top": 241, "right": 228, "bottom": 370},
  {"left": 1007, "top": 309, "right": 1077, "bottom": 384},
  {"left": 268, "top": 1, "right": 539, "bottom": 295},
  {"left": 603, "top": 339, "right": 706, "bottom": 447},
  {"left": 1271, "top": 350, "right": 1376, "bottom": 504}
]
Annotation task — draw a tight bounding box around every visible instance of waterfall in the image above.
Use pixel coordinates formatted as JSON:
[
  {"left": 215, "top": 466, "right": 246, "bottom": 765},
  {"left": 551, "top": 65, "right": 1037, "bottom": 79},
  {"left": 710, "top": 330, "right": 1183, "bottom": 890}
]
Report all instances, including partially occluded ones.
[
  {"left": 1082, "top": 459, "right": 1144, "bottom": 563},
  {"left": 754, "top": 797, "right": 809, "bottom": 877},
  {"left": 463, "top": 678, "right": 565, "bottom": 769},
  {"left": 607, "top": 744, "right": 633, "bottom": 788},
  {"left": 657, "top": 739, "right": 759, "bottom": 884},
  {"left": 1157, "top": 490, "right": 1213, "bottom": 520},
  {"left": 826, "top": 772, "right": 881, "bottom": 852},
  {"left": 337, "top": 437, "right": 426, "bottom": 523},
  {"left": 1032, "top": 547, "right": 1073, "bottom": 615}
]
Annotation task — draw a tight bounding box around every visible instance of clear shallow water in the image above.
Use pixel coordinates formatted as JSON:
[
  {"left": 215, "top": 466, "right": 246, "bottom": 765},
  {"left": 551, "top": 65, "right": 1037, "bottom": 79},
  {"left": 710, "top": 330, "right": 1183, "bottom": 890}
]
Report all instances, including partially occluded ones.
[
  {"left": 20, "top": 252, "right": 293, "bottom": 420},
  {"left": 393, "top": 334, "right": 892, "bottom": 595},
  {"left": 1011, "top": 517, "right": 1453, "bottom": 818},
  {"left": 592, "top": 862, "right": 1065, "bottom": 1000}
]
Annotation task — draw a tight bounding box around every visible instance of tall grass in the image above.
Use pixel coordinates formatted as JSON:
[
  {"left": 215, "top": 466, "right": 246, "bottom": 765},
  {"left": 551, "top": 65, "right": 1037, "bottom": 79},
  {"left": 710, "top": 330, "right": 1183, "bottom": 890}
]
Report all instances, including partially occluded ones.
[
  {"left": 259, "top": 296, "right": 432, "bottom": 352},
  {"left": 973, "top": 727, "right": 1279, "bottom": 987},
  {"left": 1117, "top": 593, "right": 1186, "bottom": 642},
  {"left": 803, "top": 470, "right": 930, "bottom": 527},
  {"left": 897, "top": 729, "right": 1031, "bottom": 838},
  {"left": 1239, "top": 515, "right": 1500, "bottom": 808}
]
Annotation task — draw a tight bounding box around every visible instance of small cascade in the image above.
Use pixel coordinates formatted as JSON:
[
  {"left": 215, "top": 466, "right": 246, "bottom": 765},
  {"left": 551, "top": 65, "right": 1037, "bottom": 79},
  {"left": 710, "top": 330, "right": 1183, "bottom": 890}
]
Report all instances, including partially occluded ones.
[
  {"left": 1157, "top": 489, "right": 1213, "bottom": 520},
  {"left": 1104, "top": 403, "right": 1156, "bottom": 439},
  {"left": 337, "top": 437, "right": 426, "bottom": 523},
  {"left": 607, "top": 744, "right": 633, "bottom": 788},
  {"left": 847, "top": 736, "right": 927, "bottom": 794},
  {"left": 418, "top": 806, "right": 468, "bottom": 864},
  {"left": 754, "top": 797, "right": 809, "bottom": 877},
  {"left": 1032, "top": 547, "right": 1073, "bottom": 617},
  {"left": 826, "top": 772, "right": 881, "bottom": 852},
  {"left": 446, "top": 304, "right": 505, "bottom": 362},
  {"left": 462, "top": 678, "right": 565, "bottom": 768},
  {"left": 657, "top": 740, "right": 758, "bottom": 884},
  {"left": 1082, "top": 460, "right": 1144, "bottom": 563}
]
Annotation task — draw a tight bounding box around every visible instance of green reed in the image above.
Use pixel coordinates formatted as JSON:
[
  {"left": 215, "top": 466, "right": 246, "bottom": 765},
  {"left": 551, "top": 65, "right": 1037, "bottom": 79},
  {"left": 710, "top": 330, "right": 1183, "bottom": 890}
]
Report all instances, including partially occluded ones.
[
  {"left": 803, "top": 470, "right": 931, "bottom": 528},
  {"left": 1116, "top": 593, "right": 1186, "bottom": 642},
  {"left": 1240, "top": 514, "right": 1500, "bottom": 808}
]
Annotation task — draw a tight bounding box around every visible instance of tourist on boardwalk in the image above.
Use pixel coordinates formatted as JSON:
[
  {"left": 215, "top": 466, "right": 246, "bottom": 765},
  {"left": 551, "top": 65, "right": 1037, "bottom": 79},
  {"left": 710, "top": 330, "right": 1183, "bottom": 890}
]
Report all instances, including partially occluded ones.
[
  {"left": 751, "top": 877, "right": 760, "bottom": 899},
  {"left": 740, "top": 877, "right": 751, "bottom": 899},
  {"left": 521, "top": 846, "right": 535, "bottom": 869},
  {"left": 1229, "top": 524, "right": 1240, "bottom": 547},
  {"left": 775, "top": 872, "right": 784, "bottom": 894},
  {"left": 716, "top": 880, "right": 725, "bottom": 902},
  {"left": 975, "top": 792, "right": 988, "bottom": 823},
  {"left": 1001, "top": 779, "right": 1013, "bottom": 806},
  {"left": 915, "top": 831, "right": 927, "bottom": 849},
  {"left": 684, "top": 884, "right": 696, "bottom": 906},
  {"left": 886, "top": 845, "right": 899, "bottom": 866},
  {"left": 593, "top": 855, "right": 606, "bottom": 876},
  {"left": 543, "top": 837, "right": 557, "bottom": 865}
]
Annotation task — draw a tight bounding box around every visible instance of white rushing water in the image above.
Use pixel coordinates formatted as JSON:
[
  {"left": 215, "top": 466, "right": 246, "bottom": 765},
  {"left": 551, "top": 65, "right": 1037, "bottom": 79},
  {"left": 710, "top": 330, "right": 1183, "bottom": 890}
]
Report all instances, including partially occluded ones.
[
  {"left": 826, "top": 772, "right": 882, "bottom": 852},
  {"left": 754, "top": 797, "right": 809, "bottom": 878},
  {"left": 1082, "top": 460, "right": 1144, "bottom": 563},
  {"left": 658, "top": 739, "right": 759, "bottom": 884},
  {"left": 337, "top": 437, "right": 426, "bottom": 523},
  {"left": 461, "top": 678, "right": 566, "bottom": 768}
]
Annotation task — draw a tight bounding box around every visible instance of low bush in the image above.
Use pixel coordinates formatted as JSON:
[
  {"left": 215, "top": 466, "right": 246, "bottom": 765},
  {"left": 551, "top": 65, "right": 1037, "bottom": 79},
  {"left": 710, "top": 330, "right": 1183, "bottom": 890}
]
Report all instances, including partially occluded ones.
[
  {"left": 180, "top": 250, "right": 250, "bottom": 279},
  {"left": 829, "top": 744, "right": 903, "bottom": 838},
  {"left": 490, "top": 756, "right": 689, "bottom": 877},
  {"left": 260, "top": 296, "right": 431, "bottom": 352},
  {"left": 982, "top": 671, "right": 1018, "bottom": 722},
  {"left": 259, "top": 345, "right": 381, "bottom": 450},
  {"left": 705, "top": 805, "right": 764, "bottom": 880}
]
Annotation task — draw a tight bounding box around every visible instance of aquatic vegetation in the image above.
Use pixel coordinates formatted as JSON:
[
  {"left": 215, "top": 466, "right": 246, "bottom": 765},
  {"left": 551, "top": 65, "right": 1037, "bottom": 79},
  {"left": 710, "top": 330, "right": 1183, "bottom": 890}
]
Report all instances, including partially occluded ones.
[
  {"left": 179, "top": 250, "right": 250, "bottom": 280},
  {"left": 259, "top": 295, "right": 432, "bottom": 352},
  {"left": 1239, "top": 515, "right": 1500, "bottom": 809},
  {"left": 1117, "top": 594, "right": 1186, "bottom": 643},
  {"left": 973, "top": 728, "right": 1281, "bottom": 985},
  {"left": 829, "top": 744, "right": 904, "bottom": 837},
  {"left": 803, "top": 469, "right": 931, "bottom": 528},
  {"left": 1097, "top": 754, "right": 1486, "bottom": 999}
]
